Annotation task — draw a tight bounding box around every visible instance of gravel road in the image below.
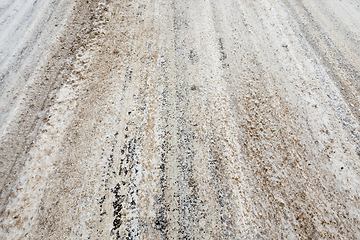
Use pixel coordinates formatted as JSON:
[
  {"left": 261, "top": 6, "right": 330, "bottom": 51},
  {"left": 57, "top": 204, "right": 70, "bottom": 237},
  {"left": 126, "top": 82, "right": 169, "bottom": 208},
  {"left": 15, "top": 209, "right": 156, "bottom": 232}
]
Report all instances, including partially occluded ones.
[{"left": 1, "top": 0, "right": 360, "bottom": 239}]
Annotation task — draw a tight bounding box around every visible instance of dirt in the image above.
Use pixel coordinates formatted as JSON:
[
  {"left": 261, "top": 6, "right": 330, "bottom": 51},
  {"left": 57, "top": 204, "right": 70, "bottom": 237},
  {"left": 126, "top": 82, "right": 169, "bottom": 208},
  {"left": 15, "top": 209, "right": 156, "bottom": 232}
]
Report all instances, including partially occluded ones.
[{"left": 0, "top": 0, "right": 360, "bottom": 239}]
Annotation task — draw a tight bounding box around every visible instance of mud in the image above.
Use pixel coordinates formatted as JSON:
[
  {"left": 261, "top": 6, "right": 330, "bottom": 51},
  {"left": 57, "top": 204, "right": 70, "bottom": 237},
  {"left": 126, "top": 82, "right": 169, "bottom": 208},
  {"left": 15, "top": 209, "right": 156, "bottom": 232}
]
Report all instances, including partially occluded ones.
[{"left": 0, "top": 0, "right": 360, "bottom": 239}]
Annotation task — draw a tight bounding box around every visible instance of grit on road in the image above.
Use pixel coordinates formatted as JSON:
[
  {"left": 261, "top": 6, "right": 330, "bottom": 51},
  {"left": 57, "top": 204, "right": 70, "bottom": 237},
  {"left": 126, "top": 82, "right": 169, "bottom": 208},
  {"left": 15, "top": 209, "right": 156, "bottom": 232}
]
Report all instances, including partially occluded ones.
[{"left": 0, "top": 0, "right": 360, "bottom": 239}]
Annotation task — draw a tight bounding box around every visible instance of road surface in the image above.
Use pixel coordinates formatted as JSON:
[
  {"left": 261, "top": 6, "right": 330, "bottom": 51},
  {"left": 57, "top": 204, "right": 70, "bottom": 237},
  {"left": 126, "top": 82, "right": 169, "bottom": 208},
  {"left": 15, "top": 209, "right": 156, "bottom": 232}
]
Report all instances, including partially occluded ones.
[{"left": 1, "top": 0, "right": 360, "bottom": 239}]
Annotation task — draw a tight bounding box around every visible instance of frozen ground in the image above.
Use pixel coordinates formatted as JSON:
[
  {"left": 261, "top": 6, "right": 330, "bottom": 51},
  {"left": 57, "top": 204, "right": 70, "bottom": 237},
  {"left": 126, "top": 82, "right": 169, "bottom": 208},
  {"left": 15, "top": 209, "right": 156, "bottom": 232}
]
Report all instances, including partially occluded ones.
[{"left": 1, "top": 0, "right": 360, "bottom": 239}]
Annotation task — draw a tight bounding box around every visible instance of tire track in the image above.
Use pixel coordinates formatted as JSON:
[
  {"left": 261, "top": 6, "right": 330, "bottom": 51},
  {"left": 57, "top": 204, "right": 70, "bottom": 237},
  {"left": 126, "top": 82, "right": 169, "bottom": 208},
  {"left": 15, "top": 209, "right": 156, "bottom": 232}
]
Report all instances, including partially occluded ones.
[{"left": 1, "top": 0, "right": 360, "bottom": 239}]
